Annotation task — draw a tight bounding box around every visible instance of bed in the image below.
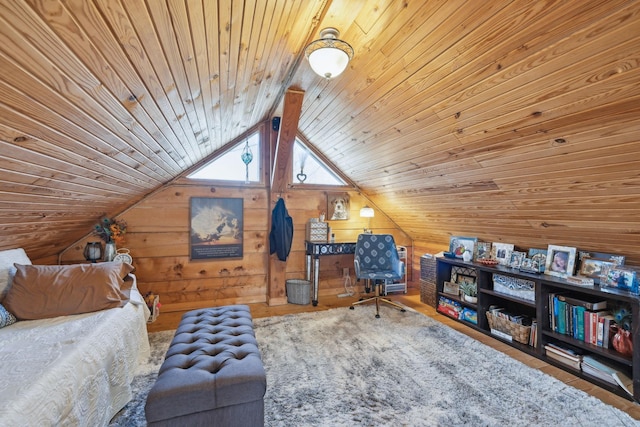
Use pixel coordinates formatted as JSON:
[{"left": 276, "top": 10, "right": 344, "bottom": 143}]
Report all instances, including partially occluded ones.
[{"left": 0, "top": 248, "right": 151, "bottom": 426}]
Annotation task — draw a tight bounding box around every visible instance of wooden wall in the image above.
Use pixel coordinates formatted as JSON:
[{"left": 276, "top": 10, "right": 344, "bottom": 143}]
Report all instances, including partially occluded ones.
[{"left": 60, "top": 182, "right": 412, "bottom": 330}]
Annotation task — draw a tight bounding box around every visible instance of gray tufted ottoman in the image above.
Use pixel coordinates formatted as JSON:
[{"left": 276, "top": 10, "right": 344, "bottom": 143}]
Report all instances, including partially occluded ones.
[{"left": 144, "top": 305, "right": 266, "bottom": 427}]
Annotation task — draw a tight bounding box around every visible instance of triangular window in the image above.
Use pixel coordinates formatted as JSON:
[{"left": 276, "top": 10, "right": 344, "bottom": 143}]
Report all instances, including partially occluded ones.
[
  {"left": 292, "top": 137, "right": 345, "bottom": 185},
  {"left": 187, "top": 132, "right": 260, "bottom": 182}
]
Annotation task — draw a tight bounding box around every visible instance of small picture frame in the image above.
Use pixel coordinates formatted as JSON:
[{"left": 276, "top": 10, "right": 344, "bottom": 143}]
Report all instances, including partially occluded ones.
[
  {"left": 476, "top": 242, "right": 492, "bottom": 260},
  {"left": 455, "top": 273, "right": 476, "bottom": 287},
  {"left": 509, "top": 251, "right": 526, "bottom": 269},
  {"left": 544, "top": 245, "right": 577, "bottom": 278},
  {"left": 528, "top": 248, "right": 547, "bottom": 273},
  {"left": 449, "top": 236, "right": 478, "bottom": 259},
  {"left": 579, "top": 256, "right": 617, "bottom": 280},
  {"left": 491, "top": 243, "right": 514, "bottom": 266},
  {"left": 327, "top": 193, "right": 350, "bottom": 220},
  {"left": 443, "top": 281, "right": 459, "bottom": 296},
  {"left": 601, "top": 266, "right": 639, "bottom": 294}
]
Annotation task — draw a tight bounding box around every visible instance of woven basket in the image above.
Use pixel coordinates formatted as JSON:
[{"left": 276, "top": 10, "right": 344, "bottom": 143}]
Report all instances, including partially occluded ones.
[
  {"left": 486, "top": 312, "right": 531, "bottom": 344},
  {"left": 286, "top": 279, "right": 311, "bottom": 305}
]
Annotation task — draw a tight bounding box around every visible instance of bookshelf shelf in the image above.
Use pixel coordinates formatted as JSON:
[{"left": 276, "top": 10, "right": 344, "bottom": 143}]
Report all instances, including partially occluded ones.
[{"left": 436, "top": 257, "right": 640, "bottom": 402}]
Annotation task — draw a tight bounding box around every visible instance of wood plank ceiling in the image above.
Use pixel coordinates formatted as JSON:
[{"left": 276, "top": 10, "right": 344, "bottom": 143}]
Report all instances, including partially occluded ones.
[{"left": 1, "top": 0, "right": 640, "bottom": 263}]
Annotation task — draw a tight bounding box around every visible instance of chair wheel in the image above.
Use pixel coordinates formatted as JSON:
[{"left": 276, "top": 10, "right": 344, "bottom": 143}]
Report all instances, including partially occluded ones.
[
  {"left": 401, "top": 309, "right": 406, "bottom": 312},
  {"left": 349, "top": 306, "right": 354, "bottom": 310},
  {"left": 375, "top": 314, "right": 380, "bottom": 318}
]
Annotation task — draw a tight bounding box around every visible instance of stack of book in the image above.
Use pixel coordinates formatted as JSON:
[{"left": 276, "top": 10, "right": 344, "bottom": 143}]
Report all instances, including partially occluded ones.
[
  {"left": 549, "top": 293, "right": 615, "bottom": 348},
  {"left": 582, "top": 355, "right": 633, "bottom": 397},
  {"left": 544, "top": 343, "right": 582, "bottom": 370}
]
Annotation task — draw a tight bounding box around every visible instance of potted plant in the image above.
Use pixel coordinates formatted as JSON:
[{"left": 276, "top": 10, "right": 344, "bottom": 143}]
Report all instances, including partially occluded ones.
[{"left": 459, "top": 281, "right": 478, "bottom": 304}]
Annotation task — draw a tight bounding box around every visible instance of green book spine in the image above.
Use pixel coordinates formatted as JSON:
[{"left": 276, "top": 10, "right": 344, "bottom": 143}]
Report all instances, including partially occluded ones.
[
  {"left": 575, "top": 306, "right": 585, "bottom": 341},
  {"left": 557, "top": 300, "right": 566, "bottom": 335}
]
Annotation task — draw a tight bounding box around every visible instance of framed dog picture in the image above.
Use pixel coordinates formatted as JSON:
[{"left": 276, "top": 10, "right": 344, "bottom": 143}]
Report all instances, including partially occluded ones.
[{"left": 327, "top": 193, "right": 350, "bottom": 220}]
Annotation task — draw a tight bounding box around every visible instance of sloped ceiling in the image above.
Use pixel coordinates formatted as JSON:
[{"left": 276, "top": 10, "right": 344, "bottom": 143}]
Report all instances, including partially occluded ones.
[{"left": 1, "top": 1, "right": 640, "bottom": 262}]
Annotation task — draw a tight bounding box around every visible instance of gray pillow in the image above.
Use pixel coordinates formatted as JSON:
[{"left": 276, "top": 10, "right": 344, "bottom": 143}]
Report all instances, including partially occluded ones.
[{"left": 0, "top": 304, "right": 17, "bottom": 328}]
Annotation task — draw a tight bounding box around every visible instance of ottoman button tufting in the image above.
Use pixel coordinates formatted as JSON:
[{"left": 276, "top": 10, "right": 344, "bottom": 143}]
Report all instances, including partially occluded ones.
[{"left": 144, "top": 305, "right": 266, "bottom": 427}]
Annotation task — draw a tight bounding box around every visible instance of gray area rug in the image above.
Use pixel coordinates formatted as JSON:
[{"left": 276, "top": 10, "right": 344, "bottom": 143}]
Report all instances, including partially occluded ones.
[{"left": 110, "top": 306, "right": 639, "bottom": 426}]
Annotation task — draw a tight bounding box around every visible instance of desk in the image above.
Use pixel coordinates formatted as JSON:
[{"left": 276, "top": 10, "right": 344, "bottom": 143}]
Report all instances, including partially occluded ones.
[{"left": 305, "top": 240, "right": 357, "bottom": 306}]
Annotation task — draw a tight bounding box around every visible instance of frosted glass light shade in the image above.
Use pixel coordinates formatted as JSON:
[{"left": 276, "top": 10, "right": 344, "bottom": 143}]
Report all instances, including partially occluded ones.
[
  {"left": 305, "top": 28, "right": 353, "bottom": 79},
  {"left": 360, "top": 206, "right": 375, "bottom": 218}
]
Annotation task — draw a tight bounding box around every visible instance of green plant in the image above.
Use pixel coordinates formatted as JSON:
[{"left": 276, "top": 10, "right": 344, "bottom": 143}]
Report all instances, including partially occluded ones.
[{"left": 459, "top": 281, "right": 477, "bottom": 297}]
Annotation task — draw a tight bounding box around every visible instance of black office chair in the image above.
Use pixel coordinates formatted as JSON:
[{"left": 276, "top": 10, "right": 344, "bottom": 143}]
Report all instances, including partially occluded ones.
[{"left": 349, "top": 234, "right": 407, "bottom": 318}]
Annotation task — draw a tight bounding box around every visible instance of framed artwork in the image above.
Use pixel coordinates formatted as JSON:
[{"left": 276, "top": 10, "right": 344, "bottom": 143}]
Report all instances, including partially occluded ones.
[
  {"left": 327, "top": 193, "right": 350, "bottom": 220},
  {"left": 491, "top": 243, "right": 514, "bottom": 266},
  {"left": 189, "top": 197, "right": 243, "bottom": 260},
  {"left": 528, "top": 248, "right": 547, "bottom": 273},
  {"left": 449, "top": 236, "right": 478, "bottom": 259},
  {"left": 544, "top": 245, "right": 577, "bottom": 278},
  {"left": 455, "top": 273, "right": 476, "bottom": 287},
  {"left": 443, "top": 281, "right": 459, "bottom": 296},
  {"left": 509, "top": 251, "right": 526, "bottom": 269},
  {"left": 476, "top": 242, "right": 492, "bottom": 260}
]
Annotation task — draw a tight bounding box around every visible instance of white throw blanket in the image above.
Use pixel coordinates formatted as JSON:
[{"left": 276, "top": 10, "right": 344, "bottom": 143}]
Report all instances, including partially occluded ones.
[{"left": 0, "top": 288, "right": 150, "bottom": 426}]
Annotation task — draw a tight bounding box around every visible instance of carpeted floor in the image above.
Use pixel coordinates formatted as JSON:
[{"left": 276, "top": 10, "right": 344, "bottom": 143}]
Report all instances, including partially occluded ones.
[{"left": 110, "top": 305, "right": 639, "bottom": 426}]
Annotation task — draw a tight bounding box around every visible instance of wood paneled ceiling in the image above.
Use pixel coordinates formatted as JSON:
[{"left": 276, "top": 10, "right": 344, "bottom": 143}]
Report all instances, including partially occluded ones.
[{"left": 1, "top": 0, "right": 640, "bottom": 262}]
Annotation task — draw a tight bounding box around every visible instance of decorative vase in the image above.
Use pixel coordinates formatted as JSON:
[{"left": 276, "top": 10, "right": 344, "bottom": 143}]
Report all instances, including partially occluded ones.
[
  {"left": 103, "top": 242, "right": 117, "bottom": 262},
  {"left": 462, "top": 251, "right": 473, "bottom": 262},
  {"left": 612, "top": 326, "right": 633, "bottom": 357},
  {"left": 463, "top": 294, "right": 477, "bottom": 304}
]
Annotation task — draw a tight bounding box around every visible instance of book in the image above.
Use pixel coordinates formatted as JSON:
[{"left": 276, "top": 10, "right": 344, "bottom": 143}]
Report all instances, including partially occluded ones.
[
  {"left": 545, "top": 345, "right": 582, "bottom": 370},
  {"left": 557, "top": 294, "right": 607, "bottom": 311},
  {"left": 557, "top": 300, "right": 567, "bottom": 335},
  {"left": 582, "top": 355, "right": 634, "bottom": 396},
  {"left": 574, "top": 305, "right": 585, "bottom": 341}
]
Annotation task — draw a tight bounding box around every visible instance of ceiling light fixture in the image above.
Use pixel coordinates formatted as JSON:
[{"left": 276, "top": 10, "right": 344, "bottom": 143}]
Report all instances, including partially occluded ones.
[{"left": 304, "top": 27, "right": 354, "bottom": 79}]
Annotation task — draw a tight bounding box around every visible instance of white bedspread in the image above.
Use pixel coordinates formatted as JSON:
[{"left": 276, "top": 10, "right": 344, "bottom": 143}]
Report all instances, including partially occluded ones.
[{"left": 0, "top": 286, "right": 150, "bottom": 427}]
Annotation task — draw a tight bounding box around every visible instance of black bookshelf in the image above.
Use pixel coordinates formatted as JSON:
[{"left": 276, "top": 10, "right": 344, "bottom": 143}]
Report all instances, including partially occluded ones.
[{"left": 435, "top": 257, "right": 640, "bottom": 402}]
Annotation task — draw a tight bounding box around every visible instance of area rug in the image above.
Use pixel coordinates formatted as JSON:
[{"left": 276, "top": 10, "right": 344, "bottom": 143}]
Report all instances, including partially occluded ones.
[{"left": 110, "top": 306, "right": 639, "bottom": 426}]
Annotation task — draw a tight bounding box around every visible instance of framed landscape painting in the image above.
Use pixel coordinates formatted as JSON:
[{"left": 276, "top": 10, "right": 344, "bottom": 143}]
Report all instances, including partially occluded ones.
[{"left": 190, "top": 197, "right": 243, "bottom": 260}]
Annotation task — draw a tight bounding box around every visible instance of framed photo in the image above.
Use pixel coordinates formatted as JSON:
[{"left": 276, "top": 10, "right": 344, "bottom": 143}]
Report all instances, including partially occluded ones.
[
  {"left": 528, "top": 248, "right": 547, "bottom": 273},
  {"left": 579, "top": 256, "right": 617, "bottom": 280},
  {"left": 190, "top": 197, "right": 243, "bottom": 260},
  {"left": 449, "top": 236, "right": 478, "bottom": 259},
  {"left": 544, "top": 245, "right": 577, "bottom": 278},
  {"left": 455, "top": 273, "right": 476, "bottom": 287},
  {"left": 327, "top": 193, "right": 350, "bottom": 220},
  {"left": 577, "top": 251, "right": 624, "bottom": 277},
  {"left": 491, "top": 243, "right": 514, "bottom": 266},
  {"left": 509, "top": 251, "right": 526, "bottom": 269},
  {"left": 476, "top": 242, "right": 492, "bottom": 260},
  {"left": 443, "top": 281, "right": 459, "bottom": 296},
  {"left": 601, "top": 266, "right": 639, "bottom": 294}
]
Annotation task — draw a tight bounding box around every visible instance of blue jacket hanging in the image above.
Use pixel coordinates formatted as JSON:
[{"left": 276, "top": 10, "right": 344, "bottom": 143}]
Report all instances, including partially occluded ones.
[{"left": 269, "top": 198, "right": 293, "bottom": 261}]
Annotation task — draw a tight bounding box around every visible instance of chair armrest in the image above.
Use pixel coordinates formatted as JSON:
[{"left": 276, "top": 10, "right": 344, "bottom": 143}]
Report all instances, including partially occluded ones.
[{"left": 354, "top": 259, "right": 361, "bottom": 277}]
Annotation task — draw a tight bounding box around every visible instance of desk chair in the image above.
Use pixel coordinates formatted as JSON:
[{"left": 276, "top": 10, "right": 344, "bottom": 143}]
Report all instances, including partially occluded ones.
[{"left": 349, "top": 234, "right": 407, "bottom": 318}]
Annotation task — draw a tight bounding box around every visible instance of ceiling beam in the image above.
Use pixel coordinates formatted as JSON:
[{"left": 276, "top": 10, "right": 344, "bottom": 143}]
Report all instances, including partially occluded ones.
[{"left": 271, "top": 88, "right": 305, "bottom": 193}]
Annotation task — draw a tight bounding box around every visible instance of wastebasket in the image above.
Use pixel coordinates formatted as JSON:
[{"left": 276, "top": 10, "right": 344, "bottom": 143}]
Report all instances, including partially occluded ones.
[{"left": 286, "top": 279, "right": 311, "bottom": 305}]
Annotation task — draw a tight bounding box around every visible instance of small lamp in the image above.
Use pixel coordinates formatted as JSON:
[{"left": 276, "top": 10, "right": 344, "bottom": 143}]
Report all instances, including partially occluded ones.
[
  {"left": 360, "top": 205, "right": 374, "bottom": 234},
  {"left": 84, "top": 241, "right": 102, "bottom": 263},
  {"left": 304, "top": 28, "right": 354, "bottom": 79}
]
